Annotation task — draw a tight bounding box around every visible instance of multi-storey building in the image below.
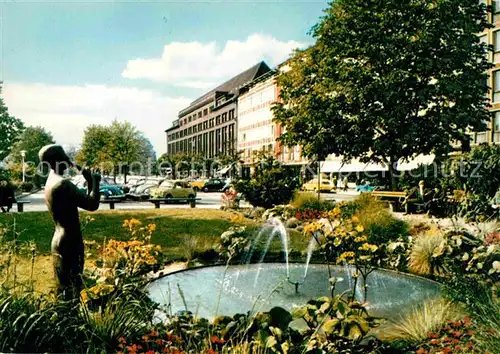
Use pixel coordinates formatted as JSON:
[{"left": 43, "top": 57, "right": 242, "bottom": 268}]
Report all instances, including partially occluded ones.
[
  {"left": 165, "top": 62, "right": 271, "bottom": 158},
  {"left": 478, "top": 0, "right": 500, "bottom": 144},
  {"left": 237, "top": 68, "right": 306, "bottom": 166}
]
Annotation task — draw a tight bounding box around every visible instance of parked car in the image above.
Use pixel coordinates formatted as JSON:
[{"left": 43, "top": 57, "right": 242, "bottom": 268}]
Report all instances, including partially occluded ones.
[
  {"left": 301, "top": 179, "right": 336, "bottom": 193},
  {"left": 75, "top": 180, "right": 126, "bottom": 200},
  {"left": 202, "top": 178, "right": 226, "bottom": 192},
  {"left": 127, "top": 181, "right": 162, "bottom": 200},
  {"left": 189, "top": 179, "right": 206, "bottom": 192},
  {"left": 150, "top": 180, "right": 196, "bottom": 200}
]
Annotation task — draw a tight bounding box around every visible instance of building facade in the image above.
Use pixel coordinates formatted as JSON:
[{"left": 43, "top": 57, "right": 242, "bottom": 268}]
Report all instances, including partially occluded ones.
[
  {"left": 237, "top": 69, "right": 306, "bottom": 165},
  {"left": 165, "top": 62, "right": 271, "bottom": 159},
  {"left": 478, "top": 0, "right": 500, "bottom": 144}
]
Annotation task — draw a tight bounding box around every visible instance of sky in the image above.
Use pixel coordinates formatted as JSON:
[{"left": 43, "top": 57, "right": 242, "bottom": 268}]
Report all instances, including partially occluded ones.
[{"left": 1, "top": 0, "right": 329, "bottom": 155}]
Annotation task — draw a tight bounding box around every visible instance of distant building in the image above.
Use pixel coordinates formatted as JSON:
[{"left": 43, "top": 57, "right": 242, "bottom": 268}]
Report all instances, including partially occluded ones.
[
  {"left": 165, "top": 62, "right": 271, "bottom": 158},
  {"left": 237, "top": 67, "right": 306, "bottom": 166},
  {"left": 477, "top": 0, "right": 500, "bottom": 144}
]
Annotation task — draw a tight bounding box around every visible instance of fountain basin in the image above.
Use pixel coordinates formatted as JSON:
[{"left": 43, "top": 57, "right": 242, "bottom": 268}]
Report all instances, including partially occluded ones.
[{"left": 147, "top": 263, "right": 442, "bottom": 320}]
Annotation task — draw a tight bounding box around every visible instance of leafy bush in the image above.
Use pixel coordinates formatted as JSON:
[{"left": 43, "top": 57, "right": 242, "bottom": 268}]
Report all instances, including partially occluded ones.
[
  {"left": 235, "top": 156, "right": 300, "bottom": 209},
  {"left": 290, "top": 192, "right": 335, "bottom": 212},
  {"left": 18, "top": 181, "right": 34, "bottom": 193},
  {"left": 352, "top": 194, "right": 409, "bottom": 244},
  {"left": 415, "top": 316, "right": 482, "bottom": 354},
  {"left": 0, "top": 286, "right": 156, "bottom": 353},
  {"left": 217, "top": 226, "right": 249, "bottom": 262}
]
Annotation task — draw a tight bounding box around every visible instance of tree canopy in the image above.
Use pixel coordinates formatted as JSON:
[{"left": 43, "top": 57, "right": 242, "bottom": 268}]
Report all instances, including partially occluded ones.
[
  {"left": 0, "top": 83, "right": 24, "bottom": 161},
  {"left": 76, "top": 120, "right": 156, "bottom": 181},
  {"left": 273, "top": 0, "right": 492, "bottom": 188},
  {"left": 9, "top": 126, "right": 55, "bottom": 165}
]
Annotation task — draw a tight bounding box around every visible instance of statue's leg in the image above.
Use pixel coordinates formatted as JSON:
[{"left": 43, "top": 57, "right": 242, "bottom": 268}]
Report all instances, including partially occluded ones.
[{"left": 52, "top": 250, "right": 84, "bottom": 301}]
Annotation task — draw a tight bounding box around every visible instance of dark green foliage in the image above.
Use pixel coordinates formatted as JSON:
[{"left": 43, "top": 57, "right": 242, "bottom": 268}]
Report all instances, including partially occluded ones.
[
  {"left": 0, "top": 284, "right": 156, "bottom": 353},
  {"left": 235, "top": 155, "right": 300, "bottom": 209},
  {"left": 0, "top": 83, "right": 24, "bottom": 162},
  {"left": 273, "top": 0, "right": 492, "bottom": 189},
  {"left": 18, "top": 182, "right": 34, "bottom": 193},
  {"left": 350, "top": 194, "right": 409, "bottom": 244},
  {"left": 9, "top": 126, "right": 55, "bottom": 166},
  {"left": 455, "top": 144, "right": 500, "bottom": 198}
]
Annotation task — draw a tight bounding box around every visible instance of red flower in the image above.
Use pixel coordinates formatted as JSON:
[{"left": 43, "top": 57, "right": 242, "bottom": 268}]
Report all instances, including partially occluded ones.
[
  {"left": 146, "top": 351, "right": 155, "bottom": 354},
  {"left": 429, "top": 339, "right": 439, "bottom": 345},
  {"left": 415, "top": 348, "right": 428, "bottom": 354},
  {"left": 442, "top": 348, "right": 453, "bottom": 354}
]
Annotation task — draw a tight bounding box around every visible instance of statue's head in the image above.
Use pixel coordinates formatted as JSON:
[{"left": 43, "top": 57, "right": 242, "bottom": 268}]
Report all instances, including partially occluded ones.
[{"left": 39, "top": 144, "right": 73, "bottom": 174}]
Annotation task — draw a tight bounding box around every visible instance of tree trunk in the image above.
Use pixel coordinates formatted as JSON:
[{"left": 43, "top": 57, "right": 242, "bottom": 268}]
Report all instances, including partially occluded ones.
[{"left": 387, "top": 157, "right": 399, "bottom": 191}]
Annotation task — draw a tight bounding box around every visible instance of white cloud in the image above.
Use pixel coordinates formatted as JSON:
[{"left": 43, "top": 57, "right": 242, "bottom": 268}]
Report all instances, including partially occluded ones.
[
  {"left": 122, "top": 33, "right": 305, "bottom": 88},
  {"left": 3, "top": 82, "right": 191, "bottom": 155}
]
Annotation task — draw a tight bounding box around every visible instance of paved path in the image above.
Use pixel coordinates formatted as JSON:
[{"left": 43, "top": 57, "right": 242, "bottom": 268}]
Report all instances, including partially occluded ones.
[{"left": 14, "top": 190, "right": 358, "bottom": 213}]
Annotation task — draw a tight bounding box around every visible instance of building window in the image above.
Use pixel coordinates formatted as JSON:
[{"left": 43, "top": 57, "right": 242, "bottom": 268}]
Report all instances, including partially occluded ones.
[
  {"left": 494, "top": 111, "right": 500, "bottom": 142},
  {"left": 222, "top": 113, "right": 227, "bottom": 123},
  {"left": 188, "top": 116, "right": 192, "bottom": 123},
  {"left": 494, "top": 71, "right": 500, "bottom": 103},
  {"left": 203, "top": 109, "right": 208, "bottom": 116},
  {"left": 188, "top": 127, "right": 192, "bottom": 135},
  {"left": 198, "top": 112, "right": 202, "bottom": 118},
  {"left": 216, "top": 115, "right": 221, "bottom": 125},
  {"left": 229, "top": 109, "right": 234, "bottom": 120}
]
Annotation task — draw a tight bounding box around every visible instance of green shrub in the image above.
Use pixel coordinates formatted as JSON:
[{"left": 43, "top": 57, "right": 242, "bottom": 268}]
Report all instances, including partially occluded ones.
[
  {"left": 290, "top": 192, "right": 335, "bottom": 212},
  {"left": 352, "top": 194, "right": 409, "bottom": 244},
  {"left": 18, "top": 181, "right": 34, "bottom": 193},
  {"left": 235, "top": 156, "right": 300, "bottom": 209}
]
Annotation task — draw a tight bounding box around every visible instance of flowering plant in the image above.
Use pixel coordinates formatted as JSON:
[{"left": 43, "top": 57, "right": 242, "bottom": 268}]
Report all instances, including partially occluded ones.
[{"left": 415, "top": 317, "right": 484, "bottom": 354}]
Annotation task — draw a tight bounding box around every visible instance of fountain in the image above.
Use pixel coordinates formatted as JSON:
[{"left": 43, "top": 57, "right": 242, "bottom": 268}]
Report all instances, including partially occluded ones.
[{"left": 147, "top": 218, "right": 442, "bottom": 319}]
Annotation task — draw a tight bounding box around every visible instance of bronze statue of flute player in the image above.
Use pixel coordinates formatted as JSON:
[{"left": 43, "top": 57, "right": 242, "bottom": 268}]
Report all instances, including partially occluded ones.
[{"left": 39, "top": 144, "right": 101, "bottom": 300}]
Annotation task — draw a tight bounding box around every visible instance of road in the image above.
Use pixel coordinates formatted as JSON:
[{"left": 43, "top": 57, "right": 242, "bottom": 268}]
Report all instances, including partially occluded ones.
[{"left": 15, "top": 190, "right": 359, "bottom": 213}]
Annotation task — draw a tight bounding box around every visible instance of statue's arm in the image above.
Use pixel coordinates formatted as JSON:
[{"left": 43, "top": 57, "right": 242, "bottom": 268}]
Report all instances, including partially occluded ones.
[{"left": 67, "top": 178, "right": 100, "bottom": 211}]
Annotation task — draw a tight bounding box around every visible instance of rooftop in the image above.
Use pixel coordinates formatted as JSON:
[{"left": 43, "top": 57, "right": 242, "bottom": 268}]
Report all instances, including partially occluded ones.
[{"left": 179, "top": 61, "right": 271, "bottom": 117}]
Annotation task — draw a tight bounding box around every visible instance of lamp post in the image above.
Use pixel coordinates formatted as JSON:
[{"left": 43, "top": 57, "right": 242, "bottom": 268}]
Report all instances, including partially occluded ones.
[{"left": 20, "top": 150, "right": 27, "bottom": 183}]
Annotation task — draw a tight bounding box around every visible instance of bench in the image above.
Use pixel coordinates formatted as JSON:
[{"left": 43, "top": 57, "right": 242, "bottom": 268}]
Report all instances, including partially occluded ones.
[
  {"left": 101, "top": 198, "right": 123, "bottom": 210},
  {"left": 371, "top": 191, "right": 407, "bottom": 212},
  {"left": 149, "top": 197, "right": 201, "bottom": 209},
  {"left": 1, "top": 200, "right": 30, "bottom": 213}
]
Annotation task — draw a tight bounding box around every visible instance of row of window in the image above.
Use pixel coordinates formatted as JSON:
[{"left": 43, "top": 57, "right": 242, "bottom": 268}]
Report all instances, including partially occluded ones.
[
  {"left": 167, "top": 126, "right": 236, "bottom": 157},
  {"left": 168, "top": 110, "right": 235, "bottom": 141},
  {"left": 179, "top": 107, "right": 210, "bottom": 127}
]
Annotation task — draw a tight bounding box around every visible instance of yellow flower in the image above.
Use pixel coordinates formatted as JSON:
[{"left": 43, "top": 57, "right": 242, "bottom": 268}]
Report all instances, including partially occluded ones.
[
  {"left": 359, "top": 243, "right": 378, "bottom": 252},
  {"left": 147, "top": 224, "right": 157, "bottom": 233},
  {"left": 303, "top": 222, "right": 322, "bottom": 235},
  {"left": 354, "top": 236, "right": 367, "bottom": 243},
  {"left": 351, "top": 216, "right": 360, "bottom": 223},
  {"left": 356, "top": 225, "right": 364, "bottom": 233}
]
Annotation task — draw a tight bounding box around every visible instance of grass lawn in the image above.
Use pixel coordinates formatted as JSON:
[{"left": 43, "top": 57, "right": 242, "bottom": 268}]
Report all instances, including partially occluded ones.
[{"left": 0, "top": 209, "right": 237, "bottom": 258}]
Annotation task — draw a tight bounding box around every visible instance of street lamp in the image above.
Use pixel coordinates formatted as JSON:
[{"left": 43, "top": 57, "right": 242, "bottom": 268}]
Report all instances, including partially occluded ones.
[{"left": 20, "top": 150, "right": 27, "bottom": 183}]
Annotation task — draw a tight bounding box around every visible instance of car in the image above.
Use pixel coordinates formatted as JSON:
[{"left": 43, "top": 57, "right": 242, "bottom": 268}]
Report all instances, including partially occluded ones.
[
  {"left": 75, "top": 180, "right": 126, "bottom": 200},
  {"left": 356, "top": 184, "right": 376, "bottom": 193},
  {"left": 301, "top": 179, "right": 336, "bottom": 193},
  {"left": 150, "top": 180, "right": 196, "bottom": 200},
  {"left": 189, "top": 179, "right": 206, "bottom": 192},
  {"left": 202, "top": 178, "right": 226, "bottom": 192},
  {"left": 127, "top": 180, "right": 162, "bottom": 200}
]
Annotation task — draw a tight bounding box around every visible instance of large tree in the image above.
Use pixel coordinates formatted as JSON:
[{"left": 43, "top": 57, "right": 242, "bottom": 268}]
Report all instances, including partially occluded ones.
[
  {"left": 9, "top": 126, "right": 55, "bottom": 165},
  {"left": 77, "top": 120, "right": 155, "bottom": 183},
  {"left": 273, "top": 0, "right": 492, "bottom": 189},
  {"left": 0, "top": 83, "right": 24, "bottom": 161}
]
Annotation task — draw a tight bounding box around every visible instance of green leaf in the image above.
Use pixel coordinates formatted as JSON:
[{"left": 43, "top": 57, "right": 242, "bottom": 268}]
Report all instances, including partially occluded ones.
[{"left": 321, "top": 318, "right": 340, "bottom": 334}]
